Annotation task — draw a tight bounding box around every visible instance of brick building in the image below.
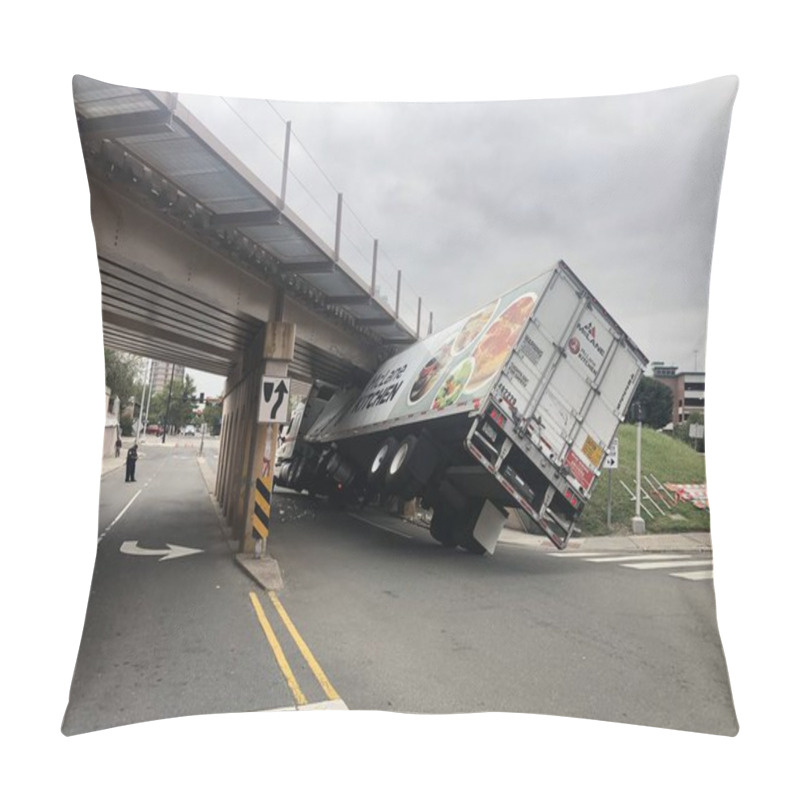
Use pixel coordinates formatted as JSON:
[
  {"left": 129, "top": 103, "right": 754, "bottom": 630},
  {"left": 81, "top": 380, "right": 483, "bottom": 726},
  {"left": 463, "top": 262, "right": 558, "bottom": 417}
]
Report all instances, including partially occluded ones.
[{"left": 651, "top": 362, "right": 705, "bottom": 426}]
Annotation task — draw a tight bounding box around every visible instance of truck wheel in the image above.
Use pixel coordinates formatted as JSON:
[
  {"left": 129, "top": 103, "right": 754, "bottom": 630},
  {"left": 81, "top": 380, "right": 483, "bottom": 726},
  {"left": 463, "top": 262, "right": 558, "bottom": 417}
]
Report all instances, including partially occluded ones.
[
  {"left": 369, "top": 437, "right": 399, "bottom": 484},
  {"left": 286, "top": 459, "right": 302, "bottom": 490},
  {"left": 458, "top": 534, "right": 487, "bottom": 555},
  {"left": 384, "top": 435, "right": 421, "bottom": 499},
  {"left": 429, "top": 506, "right": 458, "bottom": 548}
]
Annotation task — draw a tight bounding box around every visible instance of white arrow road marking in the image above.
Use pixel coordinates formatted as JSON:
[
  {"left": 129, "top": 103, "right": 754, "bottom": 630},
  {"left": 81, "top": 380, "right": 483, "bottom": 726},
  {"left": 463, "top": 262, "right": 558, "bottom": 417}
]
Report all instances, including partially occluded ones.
[{"left": 120, "top": 541, "right": 204, "bottom": 561}]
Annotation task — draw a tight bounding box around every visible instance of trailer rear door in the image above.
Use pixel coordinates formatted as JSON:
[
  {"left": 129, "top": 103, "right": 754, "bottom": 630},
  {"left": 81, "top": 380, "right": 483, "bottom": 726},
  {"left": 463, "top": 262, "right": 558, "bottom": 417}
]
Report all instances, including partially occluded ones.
[{"left": 494, "top": 265, "right": 645, "bottom": 500}]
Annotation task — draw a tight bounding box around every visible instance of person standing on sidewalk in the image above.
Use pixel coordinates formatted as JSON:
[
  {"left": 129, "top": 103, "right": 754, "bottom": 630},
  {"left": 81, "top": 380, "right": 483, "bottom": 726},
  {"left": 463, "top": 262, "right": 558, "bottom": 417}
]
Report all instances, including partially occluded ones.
[
  {"left": 115, "top": 436, "right": 122, "bottom": 457},
  {"left": 125, "top": 443, "right": 139, "bottom": 482}
]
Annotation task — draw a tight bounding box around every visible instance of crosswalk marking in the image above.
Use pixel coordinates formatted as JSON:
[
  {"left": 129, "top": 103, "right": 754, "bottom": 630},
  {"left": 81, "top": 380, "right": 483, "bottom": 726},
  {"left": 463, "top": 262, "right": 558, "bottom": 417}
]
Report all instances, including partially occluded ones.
[
  {"left": 621, "top": 559, "right": 713, "bottom": 571},
  {"left": 670, "top": 570, "right": 714, "bottom": 581},
  {"left": 547, "top": 551, "right": 605, "bottom": 558},
  {"left": 583, "top": 554, "right": 692, "bottom": 563},
  {"left": 546, "top": 549, "right": 714, "bottom": 581}
]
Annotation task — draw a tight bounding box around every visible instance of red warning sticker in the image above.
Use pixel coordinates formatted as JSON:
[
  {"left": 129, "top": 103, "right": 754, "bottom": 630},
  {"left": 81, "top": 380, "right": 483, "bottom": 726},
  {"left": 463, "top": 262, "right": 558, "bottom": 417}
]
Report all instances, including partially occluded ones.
[{"left": 566, "top": 449, "right": 594, "bottom": 490}]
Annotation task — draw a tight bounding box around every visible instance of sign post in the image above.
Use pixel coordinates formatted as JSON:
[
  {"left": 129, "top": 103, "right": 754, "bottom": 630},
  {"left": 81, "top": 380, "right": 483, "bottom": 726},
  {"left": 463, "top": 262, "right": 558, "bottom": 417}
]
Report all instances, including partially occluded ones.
[{"left": 605, "top": 437, "right": 619, "bottom": 528}]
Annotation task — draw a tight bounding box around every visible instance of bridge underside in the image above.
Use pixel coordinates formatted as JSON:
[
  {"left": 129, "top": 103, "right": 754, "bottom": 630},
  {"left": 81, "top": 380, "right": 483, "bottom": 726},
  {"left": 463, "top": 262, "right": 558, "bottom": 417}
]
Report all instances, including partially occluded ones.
[
  {"left": 74, "top": 75, "right": 422, "bottom": 550},
  {"left": 99, "top": 255, "right": 371, "bottom": 388}
]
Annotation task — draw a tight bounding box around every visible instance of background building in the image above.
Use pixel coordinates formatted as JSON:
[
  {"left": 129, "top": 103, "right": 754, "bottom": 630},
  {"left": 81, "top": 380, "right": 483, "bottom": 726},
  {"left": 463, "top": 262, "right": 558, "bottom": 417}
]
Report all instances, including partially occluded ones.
[
  {"left": 150, "top": 361, "right": 186, "bottom": 395},
  {"left": 651, "top": 362, "right": 705, "bottom": 426}
]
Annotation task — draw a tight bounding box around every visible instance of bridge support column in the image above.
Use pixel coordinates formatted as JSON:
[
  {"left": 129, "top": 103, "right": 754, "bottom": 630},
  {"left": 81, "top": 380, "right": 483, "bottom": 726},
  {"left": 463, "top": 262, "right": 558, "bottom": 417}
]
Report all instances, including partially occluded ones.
[{"left": 216, "top": 321, "right": 296, "bottom": 553}]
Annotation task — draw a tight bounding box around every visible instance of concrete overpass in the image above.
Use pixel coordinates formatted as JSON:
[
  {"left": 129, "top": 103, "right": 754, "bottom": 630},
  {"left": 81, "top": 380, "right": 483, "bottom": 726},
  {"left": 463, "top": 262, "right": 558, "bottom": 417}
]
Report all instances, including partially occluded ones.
[{"left": 73, "top": 75, "right": 421, "bottom": 551}]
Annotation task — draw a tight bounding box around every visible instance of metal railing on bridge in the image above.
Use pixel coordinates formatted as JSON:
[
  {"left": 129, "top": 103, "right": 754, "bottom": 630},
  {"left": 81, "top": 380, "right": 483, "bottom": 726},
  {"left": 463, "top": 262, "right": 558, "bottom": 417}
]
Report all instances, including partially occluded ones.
[{"left": 180, "top": 94, "right": 434, "bottom": 338}]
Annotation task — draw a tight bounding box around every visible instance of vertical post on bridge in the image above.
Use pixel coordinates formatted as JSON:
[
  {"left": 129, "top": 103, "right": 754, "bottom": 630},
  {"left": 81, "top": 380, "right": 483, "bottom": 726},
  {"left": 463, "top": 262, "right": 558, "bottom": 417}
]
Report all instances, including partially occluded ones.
[
  {"left": 371, "top": 239, "right": 378, "bottom": 297},
  {"left": 280, "top": 120, "right": 291, "bottom": 210},
  {"left": 395, "top": 269, "right": 402, "bottom": 319},
  {"left": 334, "top": 193, "right": 343, "bottom": 263}
]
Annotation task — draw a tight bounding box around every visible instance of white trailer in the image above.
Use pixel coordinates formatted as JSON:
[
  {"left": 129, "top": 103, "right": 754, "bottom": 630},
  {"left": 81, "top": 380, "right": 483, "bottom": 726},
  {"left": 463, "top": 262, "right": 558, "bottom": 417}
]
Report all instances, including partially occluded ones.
[{"left": 276, "top": 261, "right": 647, "bottom": 554}]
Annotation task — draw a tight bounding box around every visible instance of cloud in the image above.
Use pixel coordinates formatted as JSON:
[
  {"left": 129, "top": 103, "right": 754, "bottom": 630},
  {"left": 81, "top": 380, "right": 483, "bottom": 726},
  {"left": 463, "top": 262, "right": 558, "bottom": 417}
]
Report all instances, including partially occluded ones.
[{"left": 185, "top": 76, "right": 736, "bottom": 373}]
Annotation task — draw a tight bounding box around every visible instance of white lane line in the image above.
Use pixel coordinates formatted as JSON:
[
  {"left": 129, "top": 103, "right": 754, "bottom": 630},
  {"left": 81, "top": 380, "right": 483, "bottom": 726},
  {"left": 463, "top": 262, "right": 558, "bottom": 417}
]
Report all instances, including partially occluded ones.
[
  {"left": 585, "top": 554, "right": 693, "bottom": 563},
  {"left": 621, "top": 559, "right": 713, "bottom": 571},
  {"left": 348, "top": 513, "right": 415, "bottom": 539},
  {"left": 670, "top": 570, "right": 714, "bottom": 581},
  {"left": 98, "top": 489, "right": 142, "bottom": 544}
]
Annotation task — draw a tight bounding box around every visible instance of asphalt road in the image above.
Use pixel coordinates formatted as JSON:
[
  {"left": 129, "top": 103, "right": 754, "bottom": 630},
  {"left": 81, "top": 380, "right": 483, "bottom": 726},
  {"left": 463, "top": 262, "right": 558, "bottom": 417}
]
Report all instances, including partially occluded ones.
[
  {"left": 63, "top": 442, "right": 303, "bottom": 735},
  {"left": 62, "top": 440, "right": 737, "bottom": 736},
  {"left": 268, "top": 494, "right": 737, "bottom": 734}
]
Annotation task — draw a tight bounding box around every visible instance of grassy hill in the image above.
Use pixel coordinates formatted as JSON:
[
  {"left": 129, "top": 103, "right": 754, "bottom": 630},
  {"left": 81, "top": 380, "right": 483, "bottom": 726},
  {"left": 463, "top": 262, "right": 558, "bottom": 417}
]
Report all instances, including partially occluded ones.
[{"left": 578, "top": 423, "right": 710, "bottom": 536}]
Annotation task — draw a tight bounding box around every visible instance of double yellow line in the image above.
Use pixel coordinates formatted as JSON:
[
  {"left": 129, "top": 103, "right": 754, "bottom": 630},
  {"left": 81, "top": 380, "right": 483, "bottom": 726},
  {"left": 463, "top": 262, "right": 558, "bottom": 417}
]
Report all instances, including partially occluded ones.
[{"left": 249, "top": 590, "right": 340, "bottom": 707}]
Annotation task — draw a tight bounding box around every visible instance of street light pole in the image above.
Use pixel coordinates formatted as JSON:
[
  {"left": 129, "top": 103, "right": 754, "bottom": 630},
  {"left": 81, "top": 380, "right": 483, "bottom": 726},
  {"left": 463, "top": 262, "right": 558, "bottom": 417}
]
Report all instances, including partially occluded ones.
[{"left": 631, "top": 402, "right": 646, "bottom": 534}]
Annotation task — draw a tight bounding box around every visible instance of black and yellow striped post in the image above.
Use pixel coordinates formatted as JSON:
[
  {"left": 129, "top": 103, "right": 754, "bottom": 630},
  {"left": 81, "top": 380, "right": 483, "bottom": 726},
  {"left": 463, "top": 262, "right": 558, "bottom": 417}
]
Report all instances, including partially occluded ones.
[{"left": 251, "top": 472, "right": 272, "bottom": 558}]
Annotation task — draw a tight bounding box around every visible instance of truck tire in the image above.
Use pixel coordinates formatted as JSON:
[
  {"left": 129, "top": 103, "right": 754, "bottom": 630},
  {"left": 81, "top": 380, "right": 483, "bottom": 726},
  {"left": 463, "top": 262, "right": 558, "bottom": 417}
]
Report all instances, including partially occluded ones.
[
  {"left": 429, "top": 506, "right": 458, "bottom": 547},
  {"left": 384, "top": 434, "right": 438, "bottom": 500},
  {"left": 384, "top": 435, "right": 421, "bottom": 499},
  {"left": 368, "top": 437, "right": 399, "bottom": 484},
  {"left": 286, "top": 458, "right": 303, "bottom": 490},
  {"left": 458, "top": 533, "right": 487, "bottom": 555}
]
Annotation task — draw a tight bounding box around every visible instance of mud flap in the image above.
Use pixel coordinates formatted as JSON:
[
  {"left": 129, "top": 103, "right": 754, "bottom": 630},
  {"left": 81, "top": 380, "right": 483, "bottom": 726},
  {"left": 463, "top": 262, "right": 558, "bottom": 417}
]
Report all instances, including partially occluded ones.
[{"left": 471, "top": 500, "right": 508, "bottom": 555}]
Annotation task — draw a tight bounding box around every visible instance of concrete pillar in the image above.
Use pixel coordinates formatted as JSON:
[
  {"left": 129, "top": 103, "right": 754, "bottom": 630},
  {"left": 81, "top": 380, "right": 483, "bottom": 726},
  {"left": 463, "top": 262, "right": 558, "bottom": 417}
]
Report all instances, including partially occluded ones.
[
  {"left": 238, "top": 321, "right": 296, "bottom": 553},
  {"left": 211, "top": 321, "right": 296, "bottom": 550}
]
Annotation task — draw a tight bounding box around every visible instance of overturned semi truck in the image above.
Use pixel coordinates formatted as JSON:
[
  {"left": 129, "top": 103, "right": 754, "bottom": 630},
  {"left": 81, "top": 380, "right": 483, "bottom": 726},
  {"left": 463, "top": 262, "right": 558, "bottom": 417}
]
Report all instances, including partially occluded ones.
[{"left": 275, "top": 260, "right": 648, "bottom": 554}]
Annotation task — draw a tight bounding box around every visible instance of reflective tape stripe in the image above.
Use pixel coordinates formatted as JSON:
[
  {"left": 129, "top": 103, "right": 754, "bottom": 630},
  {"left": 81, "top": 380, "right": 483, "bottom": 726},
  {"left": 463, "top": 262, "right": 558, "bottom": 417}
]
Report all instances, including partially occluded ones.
[{"left": 252, "top": 475, "right": 272, "bottom": 540}]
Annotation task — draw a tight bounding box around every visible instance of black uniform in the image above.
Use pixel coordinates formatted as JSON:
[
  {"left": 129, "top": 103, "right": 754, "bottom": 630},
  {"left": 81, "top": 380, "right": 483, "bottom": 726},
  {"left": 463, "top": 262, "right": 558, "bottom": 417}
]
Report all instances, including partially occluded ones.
[{"left": 125, "top": 445, "right": 138, "bottom": 482}]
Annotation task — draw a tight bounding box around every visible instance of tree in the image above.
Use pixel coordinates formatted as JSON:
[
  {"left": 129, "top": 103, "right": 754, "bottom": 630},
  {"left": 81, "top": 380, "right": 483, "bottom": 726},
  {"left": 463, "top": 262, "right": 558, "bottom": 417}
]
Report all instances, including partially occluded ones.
[
  {"left": 104, "top": 348, "right": 144, "bottom": 410},
  {"left": 202, "top": 400, "right": 223, "bottom": 435},
  {"left": 625, "top": 377, "right": 673, "bottom": 429},
  {"left": 147, "top": 375, "right": 198, "bottom": 431}
]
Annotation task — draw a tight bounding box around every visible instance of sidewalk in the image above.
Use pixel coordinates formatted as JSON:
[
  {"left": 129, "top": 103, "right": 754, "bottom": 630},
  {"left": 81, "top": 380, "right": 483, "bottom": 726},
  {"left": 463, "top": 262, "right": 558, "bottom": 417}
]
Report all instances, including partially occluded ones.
[{"left": 498, "top": 528, "right": 712, "bottom": 553}]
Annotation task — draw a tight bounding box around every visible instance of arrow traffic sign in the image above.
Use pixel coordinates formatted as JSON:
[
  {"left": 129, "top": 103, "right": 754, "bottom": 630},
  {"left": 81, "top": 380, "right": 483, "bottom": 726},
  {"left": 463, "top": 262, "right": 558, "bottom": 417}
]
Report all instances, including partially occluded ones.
[
  {"left": 259, "top": 377, "right": 291, "bottom": 424},
  {"left": 604, "top": 438, "right": 619, "bottom": 469},
  {"left": 120, "top": 541, "right": 204, "bottom": 561}
]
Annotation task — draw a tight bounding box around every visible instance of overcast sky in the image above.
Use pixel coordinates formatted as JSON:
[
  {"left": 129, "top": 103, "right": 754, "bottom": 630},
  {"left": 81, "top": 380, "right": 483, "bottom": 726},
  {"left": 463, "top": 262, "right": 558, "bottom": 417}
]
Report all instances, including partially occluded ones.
[{"left": 183, "top": 76, "right": 736, "bottom": 395}]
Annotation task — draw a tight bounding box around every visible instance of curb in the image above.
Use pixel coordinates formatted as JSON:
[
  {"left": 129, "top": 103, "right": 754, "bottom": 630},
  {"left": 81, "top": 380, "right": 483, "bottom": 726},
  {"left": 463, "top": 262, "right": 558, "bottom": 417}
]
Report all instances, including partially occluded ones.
[{"left": 234, "top": 553, "right": 284, "bottom": 591}]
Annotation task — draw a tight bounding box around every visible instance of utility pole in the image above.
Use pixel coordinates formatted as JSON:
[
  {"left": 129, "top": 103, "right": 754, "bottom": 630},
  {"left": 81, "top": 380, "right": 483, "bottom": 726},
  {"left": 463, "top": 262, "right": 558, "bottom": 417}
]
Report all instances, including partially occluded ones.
[
  {"left": 143, "top": 361, "right": 153, "bottom": 437},
  {"left": 135, "top": 358, "right": 151, "bottom": 444},
  {"left": 161, "top": 363, "right": 176, "bottom": 444}
]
